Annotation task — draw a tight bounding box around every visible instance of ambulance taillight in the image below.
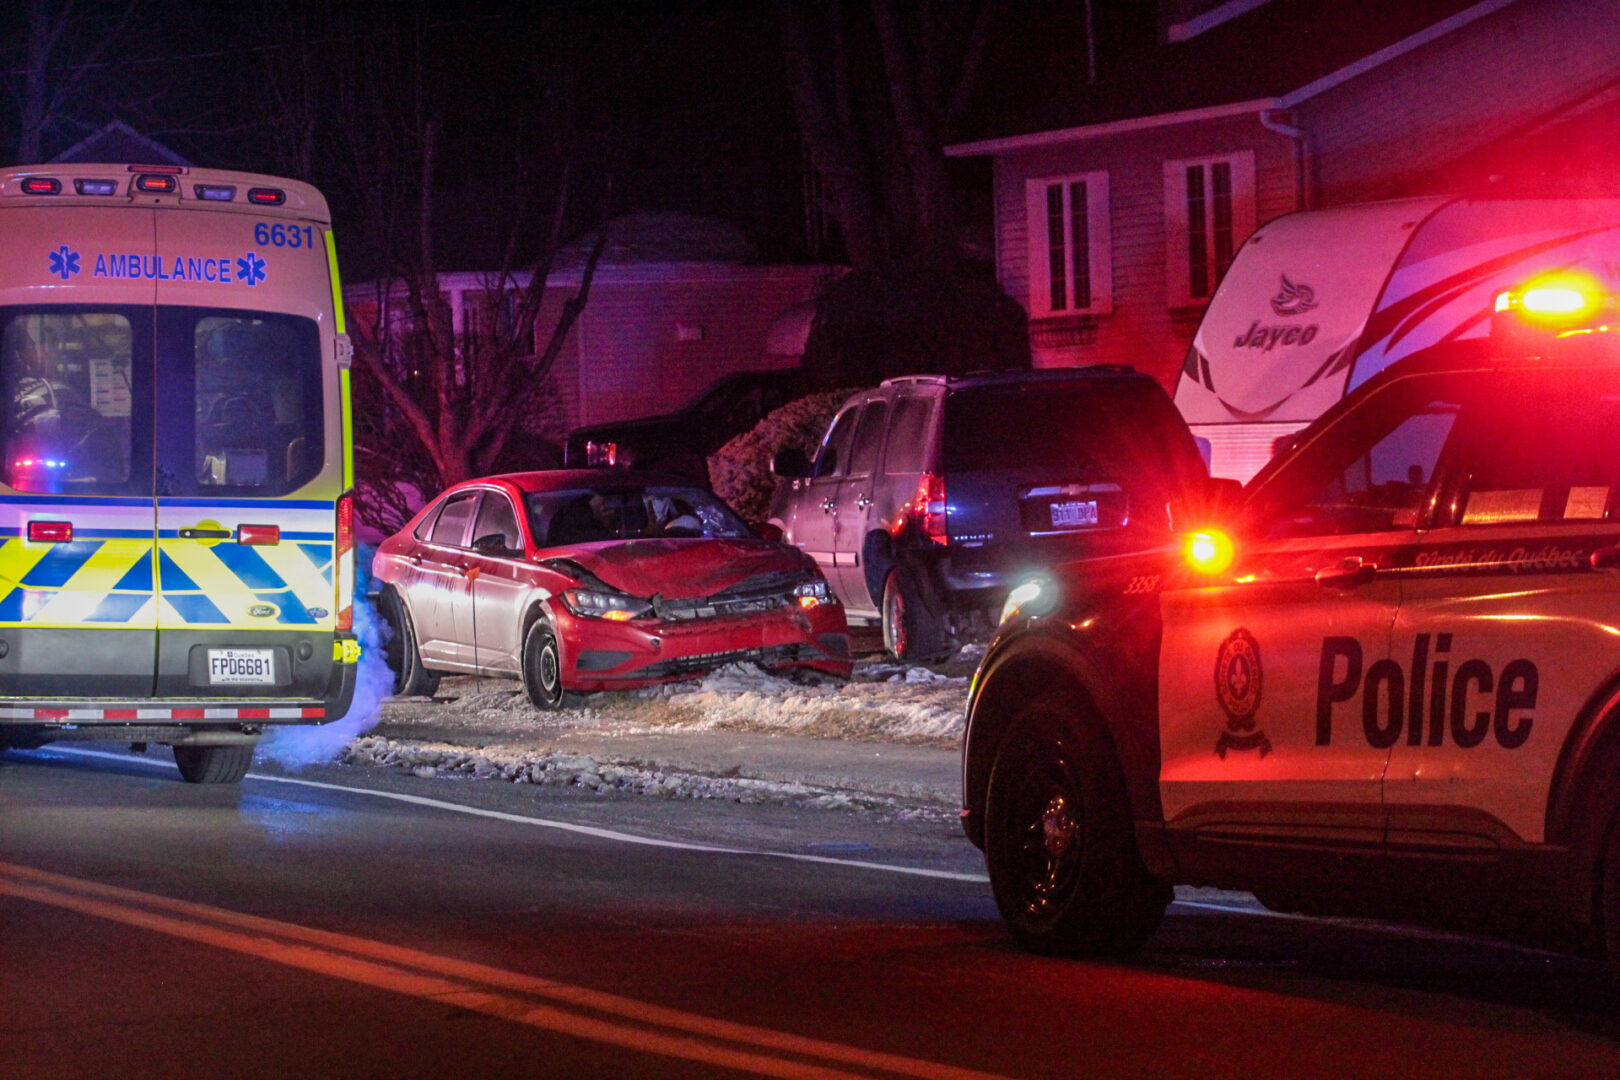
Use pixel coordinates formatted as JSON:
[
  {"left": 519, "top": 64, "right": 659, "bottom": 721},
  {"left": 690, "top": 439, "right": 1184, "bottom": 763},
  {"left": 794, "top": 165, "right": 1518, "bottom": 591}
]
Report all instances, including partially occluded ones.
[{"left": 335, "top": 493, "right": 355, "bottom": 631}]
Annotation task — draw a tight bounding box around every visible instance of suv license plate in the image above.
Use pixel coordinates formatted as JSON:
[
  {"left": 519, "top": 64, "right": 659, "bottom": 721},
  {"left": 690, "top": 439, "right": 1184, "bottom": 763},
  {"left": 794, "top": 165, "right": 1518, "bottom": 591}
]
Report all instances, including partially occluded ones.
[
  {"left": 208, "top": 648, "right": 275, "bottom": 685},
  {"left": 1050, "top": 500, "right": 1099, "bottom": 528}
]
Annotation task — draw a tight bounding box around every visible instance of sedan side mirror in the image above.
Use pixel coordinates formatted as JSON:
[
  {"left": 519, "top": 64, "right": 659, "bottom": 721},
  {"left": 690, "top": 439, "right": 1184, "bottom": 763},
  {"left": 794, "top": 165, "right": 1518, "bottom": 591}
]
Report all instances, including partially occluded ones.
[
  {"left": 472, "top": 533, "right": 516, "bottom": 557},
  {"left": 771, "top": 447, "right": 812, "bottom": 479}
]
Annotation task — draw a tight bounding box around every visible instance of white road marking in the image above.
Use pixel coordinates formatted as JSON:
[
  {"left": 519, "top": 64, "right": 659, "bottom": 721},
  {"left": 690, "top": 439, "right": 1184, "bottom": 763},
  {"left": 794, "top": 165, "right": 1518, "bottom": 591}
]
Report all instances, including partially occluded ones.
[{"left": 36, "top": 747, "right": 990, "bottom": 883}]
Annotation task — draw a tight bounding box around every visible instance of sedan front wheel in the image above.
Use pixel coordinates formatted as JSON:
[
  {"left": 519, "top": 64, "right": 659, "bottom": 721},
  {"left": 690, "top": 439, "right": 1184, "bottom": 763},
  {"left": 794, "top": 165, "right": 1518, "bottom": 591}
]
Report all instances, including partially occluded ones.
[{"left": 522, "top": 621, "right": 582, "bottom": 711}]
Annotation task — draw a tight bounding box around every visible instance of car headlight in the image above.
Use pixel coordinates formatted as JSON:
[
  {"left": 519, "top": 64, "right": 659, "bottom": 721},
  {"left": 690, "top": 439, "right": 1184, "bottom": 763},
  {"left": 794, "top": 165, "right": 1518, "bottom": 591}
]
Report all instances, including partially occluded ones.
[
  {"left": 560, "top": 588, "right": 652, "bottom": 621},
  {"left": 794, "top": 579, "right": 835, "bottom": 608},
  {"left": 1000, "top": 578, "right": 1053, "bottom": 624}
]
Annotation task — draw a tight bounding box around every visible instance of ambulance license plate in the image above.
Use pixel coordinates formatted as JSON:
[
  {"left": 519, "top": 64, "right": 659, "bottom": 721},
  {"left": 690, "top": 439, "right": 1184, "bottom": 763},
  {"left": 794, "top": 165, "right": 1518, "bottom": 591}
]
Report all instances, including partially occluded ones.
[
  {"left": 1049, "top": 500, "right": 1099, "bottom": 528},
  {"left": 208, "top": 648, "right": 275, "bottom": 685}
]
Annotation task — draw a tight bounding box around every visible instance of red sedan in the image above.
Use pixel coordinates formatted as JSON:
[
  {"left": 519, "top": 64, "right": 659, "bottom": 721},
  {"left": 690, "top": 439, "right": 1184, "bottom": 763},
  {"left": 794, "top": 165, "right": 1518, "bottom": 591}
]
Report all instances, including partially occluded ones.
[{"left": 371, "top": 470, "right": 852, "bottom": 708}]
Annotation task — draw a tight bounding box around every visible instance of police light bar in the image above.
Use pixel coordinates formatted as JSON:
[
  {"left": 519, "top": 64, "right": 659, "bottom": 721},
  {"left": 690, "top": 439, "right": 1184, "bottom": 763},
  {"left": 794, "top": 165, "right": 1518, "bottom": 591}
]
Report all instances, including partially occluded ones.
[{"left": 1183, "top": 529, "right": 1235, "bottom": 575}]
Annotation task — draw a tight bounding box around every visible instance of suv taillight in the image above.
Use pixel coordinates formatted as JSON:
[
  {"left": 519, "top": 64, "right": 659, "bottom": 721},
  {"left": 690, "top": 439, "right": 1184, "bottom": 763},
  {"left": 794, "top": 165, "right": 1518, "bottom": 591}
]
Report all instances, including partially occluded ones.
[{"left": 910, "top": 472, "right": 947, "bottom": 545}]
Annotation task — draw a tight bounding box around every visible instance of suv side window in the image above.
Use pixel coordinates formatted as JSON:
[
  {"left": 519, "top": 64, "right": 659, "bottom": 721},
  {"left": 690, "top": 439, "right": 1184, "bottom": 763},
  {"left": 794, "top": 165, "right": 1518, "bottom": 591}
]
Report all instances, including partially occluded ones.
[
  {"left": 815, "top": 406, "right": 861, "bottom": 478},
  {"left": 847, "top": 399, "right": 888, "bottom": 476},
  {"left": 882, "top": 395, "right": 932, "bottom": 476},
  {"left": 1253, "top": 377, "right": 1460, "bottom": 539}
]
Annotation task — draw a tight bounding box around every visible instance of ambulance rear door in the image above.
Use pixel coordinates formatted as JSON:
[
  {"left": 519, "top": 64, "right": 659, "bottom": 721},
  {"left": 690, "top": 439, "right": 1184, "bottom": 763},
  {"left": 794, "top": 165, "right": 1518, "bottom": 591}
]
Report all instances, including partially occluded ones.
[
  {"left": 150, "top": 206, "right": 341, "bottom": 699},
  {"left": 0, "top": 204, "right": 158, "bottom": 698}
]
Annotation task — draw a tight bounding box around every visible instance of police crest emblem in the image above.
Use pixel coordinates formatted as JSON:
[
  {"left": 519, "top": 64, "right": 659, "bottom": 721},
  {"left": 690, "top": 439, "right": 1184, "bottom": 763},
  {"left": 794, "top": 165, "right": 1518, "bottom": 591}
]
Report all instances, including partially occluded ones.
[{"left": 1214, "top": 627, "right": 1271, "bottom": 758}]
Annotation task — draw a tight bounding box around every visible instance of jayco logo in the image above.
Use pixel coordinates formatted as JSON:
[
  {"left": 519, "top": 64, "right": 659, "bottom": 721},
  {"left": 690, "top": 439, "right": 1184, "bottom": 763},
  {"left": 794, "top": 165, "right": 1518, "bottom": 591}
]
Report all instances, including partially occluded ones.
[
  {"left": 1270, "top": 274, "right": 1317, "bottom": 316},
  {"left": 1233, "top": 274, "right": 1321, "bottom": 352}
]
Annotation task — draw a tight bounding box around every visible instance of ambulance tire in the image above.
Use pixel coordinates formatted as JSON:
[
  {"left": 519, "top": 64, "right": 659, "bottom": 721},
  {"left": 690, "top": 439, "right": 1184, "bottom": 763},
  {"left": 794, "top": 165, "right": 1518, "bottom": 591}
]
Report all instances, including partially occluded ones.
[
  {"left": 383, "top": 590, "right": 440, "bottom": 698},
  {"left": 172, "top": 744, "right": 254, "bottom": 785},
  {"left": 881, "top": 565, "right": 951, "bottom": 664},
  {"left": 984, "top": 697, "right": 1170, "bottom": 957},
  {"left": 522, "top": 621, "right": 581, "bottom": 711}
]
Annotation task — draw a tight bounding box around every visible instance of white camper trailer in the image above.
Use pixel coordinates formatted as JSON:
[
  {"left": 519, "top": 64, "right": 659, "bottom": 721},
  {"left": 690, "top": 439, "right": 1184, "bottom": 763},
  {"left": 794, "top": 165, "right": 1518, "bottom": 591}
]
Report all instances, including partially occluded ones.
[{"left": 1176, "top": 198, "right": 1620, "bottom": 481}]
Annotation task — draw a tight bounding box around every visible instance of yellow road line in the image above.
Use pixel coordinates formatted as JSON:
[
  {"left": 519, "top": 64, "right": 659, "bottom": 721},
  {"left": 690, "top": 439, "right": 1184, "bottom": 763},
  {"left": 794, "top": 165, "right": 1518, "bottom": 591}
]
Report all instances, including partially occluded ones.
[{"left": 0, "top": 861, "right": 1015, "bottom": 1080}]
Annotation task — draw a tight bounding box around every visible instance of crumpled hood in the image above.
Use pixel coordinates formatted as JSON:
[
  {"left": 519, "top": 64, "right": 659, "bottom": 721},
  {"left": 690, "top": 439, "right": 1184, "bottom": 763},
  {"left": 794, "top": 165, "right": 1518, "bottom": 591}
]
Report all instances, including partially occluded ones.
[{"left": 540, "top": 538, "right": 816, "bottom": 599}]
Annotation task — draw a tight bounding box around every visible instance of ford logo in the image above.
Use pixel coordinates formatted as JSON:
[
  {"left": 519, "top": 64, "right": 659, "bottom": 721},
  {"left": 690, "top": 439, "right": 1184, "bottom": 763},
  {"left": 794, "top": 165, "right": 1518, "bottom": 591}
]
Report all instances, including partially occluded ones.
[
  {"left": 306, "top": 607, "right": 329, "bottom": 619},
  {"left": 247, "top": 604, "right": 276, "bottom": 619}
]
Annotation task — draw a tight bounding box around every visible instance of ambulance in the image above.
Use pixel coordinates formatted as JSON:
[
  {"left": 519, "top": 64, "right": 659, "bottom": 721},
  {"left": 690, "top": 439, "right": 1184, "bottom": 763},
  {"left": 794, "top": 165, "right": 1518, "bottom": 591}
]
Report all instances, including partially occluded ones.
[
  {"left": 1177, "top": 197, "right": 1620, "bottom": 482},
  {"left": 0, "top": 164, "right": 359, "bottom": 784},
  {"left": 965, "top": 275, "right": 1620, "bottom": 965}
]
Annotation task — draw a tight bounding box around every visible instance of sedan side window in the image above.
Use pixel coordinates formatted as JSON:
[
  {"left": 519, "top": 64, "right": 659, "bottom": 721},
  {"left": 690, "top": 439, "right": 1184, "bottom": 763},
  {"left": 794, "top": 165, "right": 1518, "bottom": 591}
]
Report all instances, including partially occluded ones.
[
  {"left": 429, "top": 492, "right": 478, "bottom": 547},
  {"left": 472, "top": 491, "right": 523, "bottom": 554}
]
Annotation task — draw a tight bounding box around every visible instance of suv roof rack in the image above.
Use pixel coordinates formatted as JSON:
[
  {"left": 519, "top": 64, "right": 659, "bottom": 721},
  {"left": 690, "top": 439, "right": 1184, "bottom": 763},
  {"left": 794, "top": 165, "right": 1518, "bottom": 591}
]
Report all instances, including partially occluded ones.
[{"left": 878, "top": 364, "right": 1139, "bottom": 390}]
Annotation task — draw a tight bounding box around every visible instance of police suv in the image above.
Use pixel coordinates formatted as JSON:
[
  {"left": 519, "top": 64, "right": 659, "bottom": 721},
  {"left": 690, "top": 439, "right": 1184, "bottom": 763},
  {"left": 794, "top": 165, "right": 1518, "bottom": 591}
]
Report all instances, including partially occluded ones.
[{"left": 963, "top": 278, "right": 1620, "bottom": 964}]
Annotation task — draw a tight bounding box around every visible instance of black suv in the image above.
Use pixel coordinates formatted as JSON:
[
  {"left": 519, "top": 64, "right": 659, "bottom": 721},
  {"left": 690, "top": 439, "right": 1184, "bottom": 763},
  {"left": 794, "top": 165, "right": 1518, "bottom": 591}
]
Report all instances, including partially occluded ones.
[
  {"left": 564, "top": 370, "right": 808, "bottom": 482},
  {"left": 768, "top": 367, "right": 1209, "bottom": 661}
]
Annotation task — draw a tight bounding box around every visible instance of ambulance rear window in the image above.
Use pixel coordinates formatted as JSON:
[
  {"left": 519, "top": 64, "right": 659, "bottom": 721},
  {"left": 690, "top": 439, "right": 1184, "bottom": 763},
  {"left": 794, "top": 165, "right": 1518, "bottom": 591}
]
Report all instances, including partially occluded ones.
[
  {"left": 184, "top": 310, "right": 323, "bottom": 495},
  {"left": 1, "top": 310, "right": 140, "bottom": 493}
]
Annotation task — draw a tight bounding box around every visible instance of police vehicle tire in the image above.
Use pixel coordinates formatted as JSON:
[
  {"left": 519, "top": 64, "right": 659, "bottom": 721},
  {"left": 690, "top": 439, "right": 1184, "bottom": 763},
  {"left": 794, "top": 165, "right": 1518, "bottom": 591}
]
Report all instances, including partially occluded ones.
[
  {"left": 984, "top": 697, "right": 1170, "bottom": 956},
  {"left": 882, "top": 566, "right": 951, "bottom": 664},
  {"left": 1602, "top": 812, "right": 1620, "bottom": 967},
  {"left": 172, "top": 744, "right": 253, "bottom": 784},
  {"left": 383, "top": 590, "right": 440, "bottom": 698},
  {"left": 523, "top": 621, "right": 581, "bottom": 711}
]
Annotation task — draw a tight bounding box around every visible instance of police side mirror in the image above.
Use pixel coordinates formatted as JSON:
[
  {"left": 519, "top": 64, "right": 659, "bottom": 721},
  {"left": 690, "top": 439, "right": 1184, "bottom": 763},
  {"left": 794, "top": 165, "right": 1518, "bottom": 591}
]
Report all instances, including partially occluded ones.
[{"left": 771, "top": 447, "right": 812, "bottom": 478}]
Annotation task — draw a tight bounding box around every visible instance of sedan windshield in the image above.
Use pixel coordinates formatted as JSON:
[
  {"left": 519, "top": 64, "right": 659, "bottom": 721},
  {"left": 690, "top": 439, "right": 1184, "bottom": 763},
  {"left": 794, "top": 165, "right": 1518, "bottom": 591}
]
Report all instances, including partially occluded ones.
[{"left": 528, "top": 485, "right": 751, "bottom": 546}]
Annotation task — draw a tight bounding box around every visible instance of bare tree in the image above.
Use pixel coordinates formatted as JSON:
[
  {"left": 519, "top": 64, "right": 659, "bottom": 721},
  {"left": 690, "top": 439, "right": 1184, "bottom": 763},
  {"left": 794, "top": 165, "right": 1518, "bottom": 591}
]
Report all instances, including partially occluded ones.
[
  {"left": 5, "top": 0, "right": 143, "bottom": 163},
  {"left": 250, "top": 2, "right": 618, "bottom": 534},
  {"left": 778, "top": 0, "right": 993, "bottom": 274}
]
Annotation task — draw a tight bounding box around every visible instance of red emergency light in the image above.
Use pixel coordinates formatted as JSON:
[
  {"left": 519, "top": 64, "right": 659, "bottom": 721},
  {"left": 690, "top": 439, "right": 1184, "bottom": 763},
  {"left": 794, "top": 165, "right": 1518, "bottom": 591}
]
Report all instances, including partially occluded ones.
[
  {"left": 237, "top": 524, "right": 281, "bottom": 545},
  {"left": 27, "top": 520, "right": 72, "bottom": 543},
  {"left": 134, "top": 174, "right": 178, "bottom": 194},
  {"left": 247, "top": 187, "right": 286, "bottom": 206},
  {"left": 20, "top": 177, "right": 60, "bottom": 195}
]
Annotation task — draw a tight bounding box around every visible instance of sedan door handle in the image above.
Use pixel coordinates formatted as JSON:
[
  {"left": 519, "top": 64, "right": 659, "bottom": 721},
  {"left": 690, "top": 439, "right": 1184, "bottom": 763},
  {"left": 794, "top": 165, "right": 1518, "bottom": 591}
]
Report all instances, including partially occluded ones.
[{"left": 1315, "top": 557, "right": 1375, "bottom": 589}]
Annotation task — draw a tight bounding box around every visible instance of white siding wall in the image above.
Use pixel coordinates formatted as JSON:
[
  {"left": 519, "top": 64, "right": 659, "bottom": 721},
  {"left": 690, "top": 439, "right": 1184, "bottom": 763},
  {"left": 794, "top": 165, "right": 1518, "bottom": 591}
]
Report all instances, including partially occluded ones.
[{"left": 992, "top": 113, "right": 1297, "bottom": 388}]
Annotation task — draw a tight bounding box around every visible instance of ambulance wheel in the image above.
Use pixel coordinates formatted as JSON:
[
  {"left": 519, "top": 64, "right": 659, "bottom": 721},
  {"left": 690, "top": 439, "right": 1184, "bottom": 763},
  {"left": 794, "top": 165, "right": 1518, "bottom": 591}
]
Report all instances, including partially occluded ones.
[
  {"left": 522, "top": 622, "right": 581, "bottom": 711},
  {"left": 383, "top": 590, "right": 439, "bottom": 698},
  {"left": 881, "top": 565, "right": 950, "bottom": 664},
  {"left": 984, "top": 696, "right": 1170, "bottom": 957},
  {"left": 173, "top": 744, "right": 254, "bottom": 784}
]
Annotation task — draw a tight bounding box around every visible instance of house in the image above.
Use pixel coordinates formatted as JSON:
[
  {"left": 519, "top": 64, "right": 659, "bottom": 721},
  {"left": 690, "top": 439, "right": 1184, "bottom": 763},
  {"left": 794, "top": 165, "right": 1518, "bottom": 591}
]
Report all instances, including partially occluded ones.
[
  {"left": 345, "top": 212, "right": 839, "bottom": 439},
  {"left": 947, "top": 0, "right": 1620, "bottom": 388}
]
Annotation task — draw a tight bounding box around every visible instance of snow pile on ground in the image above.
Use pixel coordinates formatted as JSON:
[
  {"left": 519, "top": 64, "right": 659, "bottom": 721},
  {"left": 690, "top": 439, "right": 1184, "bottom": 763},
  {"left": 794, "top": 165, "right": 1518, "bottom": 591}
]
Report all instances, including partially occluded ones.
[
  {"left": 337, "top": 737, "right": 955, "bottom": 821},
  {"left": 376, "top": 659, "right": 972, "bottom": 746}
]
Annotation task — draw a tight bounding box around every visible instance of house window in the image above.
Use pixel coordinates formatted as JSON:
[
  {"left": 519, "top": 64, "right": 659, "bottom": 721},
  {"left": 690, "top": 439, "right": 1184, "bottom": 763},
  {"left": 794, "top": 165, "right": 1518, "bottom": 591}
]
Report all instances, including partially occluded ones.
[
  {"left": 1025, "top": 171, "right": 1112, "bottom": 317},
  {"left": 1164, "top": 151, "right": 1255, "bottom": 307}
]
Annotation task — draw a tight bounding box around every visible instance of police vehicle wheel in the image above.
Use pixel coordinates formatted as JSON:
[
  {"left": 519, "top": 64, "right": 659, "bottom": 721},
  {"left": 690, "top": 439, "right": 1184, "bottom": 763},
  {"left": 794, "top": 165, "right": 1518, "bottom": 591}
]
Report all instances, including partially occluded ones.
[
  {"left": 383, "top": 590, "right": 440, "bottom": 698},
  {"left": 523, "top": 622, "right": 581, "bottom": 711},
  {"left": 172, "top": 744, "right": 254, "bottom": 784},
  {"left": 881, "top": 566, "right": 950, "bottom": 664},
  {"left": 1602, "top": 812, "right": 1620, "bottom": 967},
  {"left": 984, "top": 698, "right": 1170, "bottom": 956}
]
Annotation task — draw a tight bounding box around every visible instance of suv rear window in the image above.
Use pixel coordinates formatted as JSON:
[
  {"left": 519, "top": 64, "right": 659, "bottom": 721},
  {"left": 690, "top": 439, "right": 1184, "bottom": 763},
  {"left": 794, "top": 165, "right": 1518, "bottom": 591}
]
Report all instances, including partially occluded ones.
[{"left": 943, "top": 381, "right": 1199, "bottom": 479}]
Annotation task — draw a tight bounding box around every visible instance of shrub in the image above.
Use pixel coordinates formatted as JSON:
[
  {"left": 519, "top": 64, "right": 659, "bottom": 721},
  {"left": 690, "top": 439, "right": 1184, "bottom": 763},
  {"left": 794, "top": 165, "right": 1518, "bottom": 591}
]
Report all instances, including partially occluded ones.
[{"left": 709, "top": 389, "right": 852, "bottom": 526}]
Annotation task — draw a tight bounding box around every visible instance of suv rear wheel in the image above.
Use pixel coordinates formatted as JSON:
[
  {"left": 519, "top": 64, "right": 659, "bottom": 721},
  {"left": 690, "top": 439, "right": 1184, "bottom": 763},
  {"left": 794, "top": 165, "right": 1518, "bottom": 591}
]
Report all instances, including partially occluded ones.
[
  {"left": 984, "top": 695, "right": 1170, "bottom": 956},
  {"left": 881, "top": 565, "right": 950, "bottom": 663}
]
